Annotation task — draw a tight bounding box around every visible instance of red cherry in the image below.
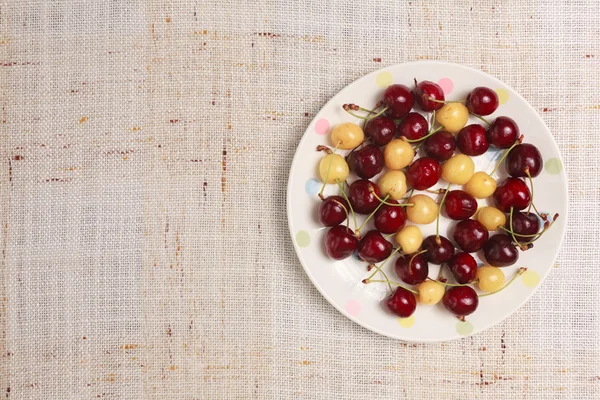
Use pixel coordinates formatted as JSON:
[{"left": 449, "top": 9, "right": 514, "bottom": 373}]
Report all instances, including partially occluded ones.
[
  {"left": 374, "top": 201, "right": 407, "bottom": 234},
  {"left": 456, "top": 124, "right": 489, "bottom": 156},
  {"left": 483, "top": 234, "right": 519, "bottom": 267},
  {"left": 447, "top": 252, "right": 478, "bottom": 284},
  {"left": 349, "top": 179, "right": 381, "bottom": 214},
  {"left": 493, "top": 177, "right": 531, "bottom": 212},
  {"left": 424, "top": 130, "right": 456, "bottom": 162},
  {"left": 487, "top": 116, "right": 520, "bottom": 149},
  {"left": 383, "top": 84, "right": 415, "bottom": 119},
  {"left": 444, "top": 190, "right": 478, "bottom": 220},
  {"left": 443, "top": 286, "right": 479, "bottom": 317},
  {"left": 453, "top": 219, "right": 489, "bottom": 253},
  {"left": 347, "top": 144, "right": 384, "bottom": 179},
  {"left": 318, "top": 195, "right": 349, "bottom": 227},
  {"left": 406, "top": 157, "right": 441, "bottom": 190},
  {"left": 364, "top": 116, "right": 396, "bottom": 146},
  {"left": 422, "top": 235, "right": 455, "bottom": 264},
  {"left": 507, "top": 212, "right": 540, "bottom": 242},
  {"left": 325, "top": 225, "right": 358, "bottom": 260},
  {"left": 506, "top": 143, "right": 543, "bottom": 178},
  {"left": 398, "top": 112, "right": 428, "bottom": 140},
  {"left": 395, "top": 253, "right": 429, "bottom": 285},
  {"left": 357, "top": 230, "right": 393, "bottom": 263},
  {"left": 413, "top": 79, "right": 445, "bottom": 112},
  {"left": 384, "top": 287, "right": 417, "bottom": 318},
  {"left": 466, "top": 87, "right": 499, "bottom": 116}
]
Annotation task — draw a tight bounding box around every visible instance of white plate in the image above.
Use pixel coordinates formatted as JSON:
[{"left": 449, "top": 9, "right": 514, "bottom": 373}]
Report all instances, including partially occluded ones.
[{"left": 287, "top": 61, "right": 567, "bottom": 342}]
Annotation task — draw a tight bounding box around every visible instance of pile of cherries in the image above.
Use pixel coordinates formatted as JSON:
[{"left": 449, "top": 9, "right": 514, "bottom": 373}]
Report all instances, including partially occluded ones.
[{"left": 316, "top": 79, "right": 559, "bottom": 321}]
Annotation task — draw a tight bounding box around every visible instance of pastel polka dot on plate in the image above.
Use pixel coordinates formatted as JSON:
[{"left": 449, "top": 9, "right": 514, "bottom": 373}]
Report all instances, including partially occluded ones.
[
  {"left": 345, "top": 300, "right": 361, "bottom": 316},
  {"left": 521, "top": 270, "right": 540, "bottom": 287},
  {"left": 305, "top": 178, "right": 321, "bottom": 196},
  {"left": 437, "top": 78, "right": 454, "bottom": 95},
  {"left": 397, "top": 315, "right": 415, "bottom": 328},
  {"left": 545, "top": 157, "right": 563, "bottom": 175},
  {"left": 314, "top": 118, "right": 329, "bottom": 135},
  {"left": 456, "top": 320, "right": 473, "bottom": 336},
  {"left": 296, "top": 230, "right": 310, "bottom": 248},
  {"left": 376, "top": 71, "right": 393, "bottom": 88},
  {"left": 495, "top": 88, "right": 509, "bottom": 105}
]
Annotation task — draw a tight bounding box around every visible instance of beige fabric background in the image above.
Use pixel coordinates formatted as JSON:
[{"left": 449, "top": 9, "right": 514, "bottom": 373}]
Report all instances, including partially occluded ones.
[{"left": 1, "top": 0, "right": 599, "bottom": 399}]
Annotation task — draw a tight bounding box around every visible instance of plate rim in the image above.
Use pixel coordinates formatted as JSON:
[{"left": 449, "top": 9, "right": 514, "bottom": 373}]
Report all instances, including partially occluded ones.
[{"left": 286, "top": 60, "right": 569, "bottom": 342}]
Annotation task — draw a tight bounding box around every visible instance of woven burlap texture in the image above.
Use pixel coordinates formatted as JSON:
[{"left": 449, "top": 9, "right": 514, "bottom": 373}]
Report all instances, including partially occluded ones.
[{"left": 1, "top": 0, "right": 599, "bottom": 399}]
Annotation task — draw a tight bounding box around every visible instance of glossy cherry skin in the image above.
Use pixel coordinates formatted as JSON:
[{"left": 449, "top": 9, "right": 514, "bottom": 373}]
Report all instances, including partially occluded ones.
[
  {"left": 318, "top": 196, "right": 349, "bottom": 226},
  {"left": 349, "top": 179, "right": 381, "bottom": 214},
  {"left": 447, "top": 252, "right": 478, "bottom": 284},
  {"left": 347, "top": 144, "right": 384, "bottom": 179},
  {"left": 486, "top": 116, "right": 520, "bottom": 149},
  {"left": 383, "top": 84, "right": 415, "bottom": 119},
  {"left": 456, "top": 124, "right": 489, "bottom": 156},
  {"left": 398, "top": 112, "right": 428, "bottom": 140},
  {"left": 424, "top": 131, "right": 456, "bottom": 162},
  {"left": 493, "top": 177, "right": 531, "bottom": 212},
  {"left": 466, "top": 87, "right": 499, "bottom": 116},
  {"left": 453, "top": 219, "right": 489, "bottom": 253},
  {"left": 357, "top": 230, "right": 393, "bottom": 263},
  {"left": 413, "top": 79, "right": 445, "bottom": 112},
  {"left": 384, "top": 287, "right": 417, "bottom": 318},
  {"left": 444, "top": 190, "right": 478, "bottom": 220},
  {"left": 374, "top": 201, "right": 407, "bottom": 234},
  {"left": 325, "top": 225, "right": 358, "bottom": 260},
  {"left": 364, "top": 116, "right": 396, "bottom": 146},
  {"left": 506, "top": 143, "right": 543, "bottom": 178},
  {"left": 483, "top": 234, "right": 519, "bottom": 267},
  {"left": 406, "top": 157, "right": 441, "bottom": 190},
  {"left": 443, "top": 286, "right": 479, "bottom": 317},
  {"left": 507, "top": 212, "right": 540, "bottom": 242},
  {"left": 395, "top": 253, "right": 429, "bottom": 285},
  {"left": 422, "top": 235, "right": 455, "bottom": 264}
]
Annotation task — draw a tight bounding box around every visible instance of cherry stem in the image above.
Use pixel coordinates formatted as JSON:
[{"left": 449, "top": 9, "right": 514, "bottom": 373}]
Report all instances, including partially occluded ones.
[
  {"left": 436, "top": 183, "right": 452, "bottom": 240},
  {"left": 357, "top": 194, "right": 390, "bottom": 234},
  {"left": 525, "top": 169, "right": 536, "bottom": 215},
  {"left": 480, "top": 267, "right": 527, "bottom": 297},
  {"left": 383, "top": 232, "right": 396, "bottom": 239},
  {"left": 402, "top": 126, "right": 443, "bottom": 143},
  {"left": 365, "top": 279, "right": 418, "bottom": 294},
  {"left": 507, "top": 207, "right": 526, "bottom": 250},
  {"left": 317, "top": 144, "right": 339, "bottom": 199},
  {"left": 332, "top": 199, "right": 350, "bottom": 228},
  {"left": 437, "top": 265, "right": 446, "bottom": 282},
  {"left": 503, "top": 212, "right": 559, "bottom": 246},
  {"left": 408, "top": 250, "right": 427, "bottom": 274},
  {"left": 363, "top": 246, "right": 403, "bottom": 282},
  {"left": 344, "top": 105, "right": 389, "bottom": 121},
  {"left": 366, "top": 263, "right": 393, "bottom": 292},
  {"left": 470, "top": 112, "right": 491, "bottom": 126},
  {"left": 336, "top": 180, "right": 357, "bottom": 232},
  {"left": 370, "top": 190, "right": 414, "bottom": 207},
  {"left": 361, "top": 103, "right": 382, "bottom": 129},
  {"left": 489, "top": 135, "right": 524, "bottom": 176},
  {"left": 439, "top": 281, "right": 472, "bottom": 287},
  {"left": 426, "top": 96, "right": 465, "bottom": 104}
]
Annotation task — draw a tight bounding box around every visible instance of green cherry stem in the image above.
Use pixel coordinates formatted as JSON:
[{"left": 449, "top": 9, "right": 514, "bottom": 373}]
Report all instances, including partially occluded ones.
[
  {"left": 408, "top": 249, "right": 427, "bottom": 274},
  {"left": 371, "top": 190, "right": 414, "bottom": 207},
  {"left": 363, "top": 246, "right": 403, "bottom": 283},
  {"left": 489, "top": 135, "right": 524, "bottom": 176},
  {"left": 437, "top": 264, "right": 446, "bottom": 282},
  {"left": 426, "top": 96, "right": 466, "bottom": 104},
  {"left": 343, "top": 105, "right": 389, "bottom": 121},
  {"left": 470, "top": 112, "right": 491, "bottom": 126},
  {"left": 401, "top": 126, "right": 443, "bottom": 143},
  {"left": 331, "top": 199, "right": 350, "bottom": 228},
  {"left": 480, "top": 268, "right": 527, "bottom": 297},
  {"left": 366, "top": 279, "right": 418, "bottom": 294},
  {"left": 356, "top": 194, "right": 390, "bottom": 235},
  {"left": 336, "top": 180, "right": 357, "bottom": 232},
  {"left": 366, "top": 263, "right": 393, "bottom": 292},
  {"left": 524, "top": 168, "right": 541, "bottom": 215},
  {"left": 436, "top": 183, "right": 452, "bottom": 243}
]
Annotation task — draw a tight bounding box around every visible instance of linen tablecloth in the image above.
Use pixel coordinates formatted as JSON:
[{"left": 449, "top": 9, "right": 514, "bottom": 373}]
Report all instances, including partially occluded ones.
[{"left": 1, "top": 1, "right": 599, "bottom": 399}]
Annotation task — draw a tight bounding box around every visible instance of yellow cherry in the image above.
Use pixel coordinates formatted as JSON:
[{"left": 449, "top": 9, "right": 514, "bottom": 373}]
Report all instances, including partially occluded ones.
[
  {"left": 330, "top": 122, "right": 365, "bottom": 150},
  {"left": 319, "top": 154, "right": 349, "bottom": 184},
  {"left": 441, "top": 154, "right": 475, "bottom": 184},
  {"left": 378, "top": 170, "right": 408, "bottom": 200},
  {"left": 384, "top": 139, "right": 415, "bottom": 170},
  {"left": 417, "top": 280, "right": 445, "bottom": 305},
  {"left": 406, "top": 194, "right": 438, "bottom": 224},
  {"left": 477, "top": 206, "right": 506, "bottom": 231},
  {"left": 466, "top": 171, "right": 497, "bottom": 199},
  {"left": 435, "top": 103, "right": 469, "bottom": 134},
  {"left": 477, "top": 265, "right": 506, "bottom": 292},
  {"left": 395, "top": 225, "right": 423, "bottom": 254}
]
